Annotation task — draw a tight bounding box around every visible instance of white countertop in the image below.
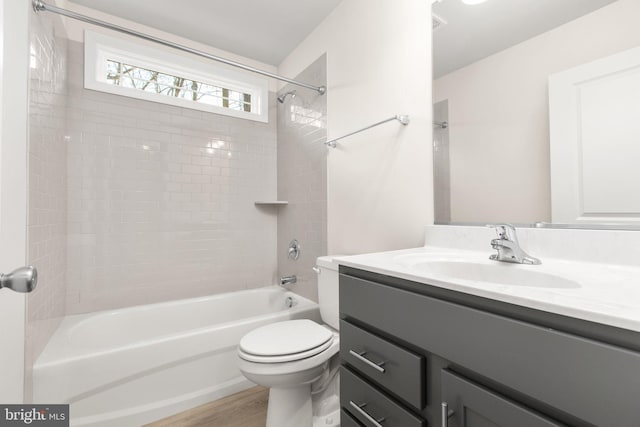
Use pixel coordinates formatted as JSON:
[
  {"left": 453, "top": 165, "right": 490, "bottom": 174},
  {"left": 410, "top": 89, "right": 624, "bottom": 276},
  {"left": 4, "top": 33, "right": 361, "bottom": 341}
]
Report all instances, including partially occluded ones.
[{"left": 335, "top": 246, "right": 640, "bottom": 333}]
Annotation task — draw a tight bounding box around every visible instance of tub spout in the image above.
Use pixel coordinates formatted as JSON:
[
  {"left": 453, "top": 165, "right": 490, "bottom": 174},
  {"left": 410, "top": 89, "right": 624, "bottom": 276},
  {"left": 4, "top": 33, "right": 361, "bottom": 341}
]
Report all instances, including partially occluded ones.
[{"left": 280, "top": 275, "right": 297, "bottom": 286}]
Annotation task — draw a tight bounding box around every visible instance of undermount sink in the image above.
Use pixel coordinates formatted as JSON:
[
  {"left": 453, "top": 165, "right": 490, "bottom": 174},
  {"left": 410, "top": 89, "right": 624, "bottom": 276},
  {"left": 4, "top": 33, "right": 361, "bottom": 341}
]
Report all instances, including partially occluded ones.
[{"left": 395, "top": 255, "right": 580, "bottom": 289}]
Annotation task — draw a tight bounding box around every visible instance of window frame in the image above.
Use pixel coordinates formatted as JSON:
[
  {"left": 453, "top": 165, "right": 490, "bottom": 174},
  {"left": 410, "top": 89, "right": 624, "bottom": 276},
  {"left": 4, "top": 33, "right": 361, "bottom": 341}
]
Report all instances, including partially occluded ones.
[{"left": 84, "top": 31, "right": 269, "bottom": 123}]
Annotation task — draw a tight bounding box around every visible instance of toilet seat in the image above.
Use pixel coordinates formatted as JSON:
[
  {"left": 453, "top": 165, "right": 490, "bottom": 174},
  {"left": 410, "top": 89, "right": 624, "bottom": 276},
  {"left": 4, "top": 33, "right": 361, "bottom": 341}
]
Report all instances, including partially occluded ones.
[{"left": 239, "top": 319, "right": 334, "bottom": 363}]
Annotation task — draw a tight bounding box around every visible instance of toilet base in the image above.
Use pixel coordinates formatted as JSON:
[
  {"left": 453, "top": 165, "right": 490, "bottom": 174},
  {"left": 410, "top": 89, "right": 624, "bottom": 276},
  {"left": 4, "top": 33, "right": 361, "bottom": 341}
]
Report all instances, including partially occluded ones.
[
  {"left": 313, "top": 408, "right": 340, "bottom": 427},
  {"left": 266, "top": 385, "right": 312, "bottom": 427}
]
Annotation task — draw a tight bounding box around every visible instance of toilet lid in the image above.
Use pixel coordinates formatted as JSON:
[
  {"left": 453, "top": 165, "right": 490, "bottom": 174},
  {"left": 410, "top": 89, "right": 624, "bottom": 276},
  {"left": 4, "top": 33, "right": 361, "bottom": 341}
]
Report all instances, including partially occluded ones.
[{"left": 239, "top": 319, "right": 333, "bottom": 358}]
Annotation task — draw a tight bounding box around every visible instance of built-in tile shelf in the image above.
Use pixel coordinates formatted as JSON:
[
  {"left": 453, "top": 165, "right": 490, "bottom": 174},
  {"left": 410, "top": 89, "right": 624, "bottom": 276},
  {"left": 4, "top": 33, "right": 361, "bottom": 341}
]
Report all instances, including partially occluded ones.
[{"left": 254, "top": 201, "right": 288, "bottom": 206}]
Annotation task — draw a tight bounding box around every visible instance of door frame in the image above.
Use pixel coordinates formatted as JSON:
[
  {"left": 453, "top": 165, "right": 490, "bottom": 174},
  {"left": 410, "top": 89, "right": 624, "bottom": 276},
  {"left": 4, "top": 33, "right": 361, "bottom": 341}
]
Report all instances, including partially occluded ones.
[{"left": 0, "top": 0, "right": 30, "bottom": 404}]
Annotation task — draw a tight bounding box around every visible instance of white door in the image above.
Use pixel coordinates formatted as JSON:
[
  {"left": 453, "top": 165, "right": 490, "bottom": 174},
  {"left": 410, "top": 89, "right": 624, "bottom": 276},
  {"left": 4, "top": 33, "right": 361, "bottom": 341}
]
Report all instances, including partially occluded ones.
[
  {"left": 549, "top": 46, "right": 640, "bottom": 225},
  {"left": 0, "top": 0, "right": 31, "bottom": 403}
]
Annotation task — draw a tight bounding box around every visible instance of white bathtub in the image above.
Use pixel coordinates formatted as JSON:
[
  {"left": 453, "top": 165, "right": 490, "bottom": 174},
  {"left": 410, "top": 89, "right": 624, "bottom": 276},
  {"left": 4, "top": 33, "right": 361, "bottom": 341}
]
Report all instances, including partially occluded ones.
[{"left": 33, "top": 287, "right": 320, "bottom": 427}]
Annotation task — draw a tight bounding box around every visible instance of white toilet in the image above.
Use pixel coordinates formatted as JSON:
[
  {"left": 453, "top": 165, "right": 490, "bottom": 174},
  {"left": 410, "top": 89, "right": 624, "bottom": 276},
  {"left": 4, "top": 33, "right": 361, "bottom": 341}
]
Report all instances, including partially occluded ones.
[{"left": 237, "top": 256, "right": 340, "bottom": 427}]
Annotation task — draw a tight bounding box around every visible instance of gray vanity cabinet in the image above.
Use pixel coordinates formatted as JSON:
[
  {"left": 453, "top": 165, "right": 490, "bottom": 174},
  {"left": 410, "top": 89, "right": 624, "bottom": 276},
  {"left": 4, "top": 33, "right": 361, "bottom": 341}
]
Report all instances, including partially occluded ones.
[{"left": 338, "top": 266, "right": 640, "bottom": 427}]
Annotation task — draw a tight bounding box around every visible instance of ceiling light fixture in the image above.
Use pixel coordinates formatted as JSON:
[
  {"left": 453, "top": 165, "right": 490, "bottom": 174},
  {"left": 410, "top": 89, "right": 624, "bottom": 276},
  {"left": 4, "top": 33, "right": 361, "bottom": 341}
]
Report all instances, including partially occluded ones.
[{"left": 462, "top": 0, "right": 488, "bottom": 5}]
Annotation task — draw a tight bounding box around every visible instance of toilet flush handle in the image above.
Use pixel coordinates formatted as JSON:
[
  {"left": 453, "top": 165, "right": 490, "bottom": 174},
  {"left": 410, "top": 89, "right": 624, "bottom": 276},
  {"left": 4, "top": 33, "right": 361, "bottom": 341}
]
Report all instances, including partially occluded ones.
[{"left": 312, "top": 266, "right": 321, "bottom": 274}]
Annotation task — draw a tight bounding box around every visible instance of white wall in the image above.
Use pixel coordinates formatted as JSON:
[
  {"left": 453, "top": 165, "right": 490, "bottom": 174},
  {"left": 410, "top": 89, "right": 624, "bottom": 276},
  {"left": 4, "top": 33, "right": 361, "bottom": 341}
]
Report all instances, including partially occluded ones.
[
  {"left": 279, "top": 0, "right": 433, "bottom": 255},
  {"left": 433, "top": 0, "right": 640, "bottom": 224}
]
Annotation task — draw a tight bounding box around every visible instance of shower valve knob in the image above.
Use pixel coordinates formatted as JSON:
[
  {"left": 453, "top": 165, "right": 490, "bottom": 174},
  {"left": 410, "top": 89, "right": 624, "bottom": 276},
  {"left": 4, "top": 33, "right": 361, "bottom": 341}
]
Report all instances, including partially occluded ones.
[
  {"left": 0, "top": 266, "right": 38, "bottom": 293},
  {"left": 288, "top": 239, "right": 301, "bottom": 260}
]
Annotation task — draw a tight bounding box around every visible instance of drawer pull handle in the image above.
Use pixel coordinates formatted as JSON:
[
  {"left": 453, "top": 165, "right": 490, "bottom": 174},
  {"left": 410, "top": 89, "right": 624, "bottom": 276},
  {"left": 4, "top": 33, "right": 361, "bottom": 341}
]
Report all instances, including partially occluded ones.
[
  {"left": 349, "top": 401, "right": 386, "bottom": 427},
  {"left": 441, "top": 402, "right": 455, "bottom": 427},
  {"left": 349, "top": 350, "right": 386, "bottom": 373}
]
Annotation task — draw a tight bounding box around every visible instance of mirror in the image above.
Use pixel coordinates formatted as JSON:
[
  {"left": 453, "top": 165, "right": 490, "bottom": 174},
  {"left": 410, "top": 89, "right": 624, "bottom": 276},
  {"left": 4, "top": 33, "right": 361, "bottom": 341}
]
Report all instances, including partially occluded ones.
[{"left": 432, "top": 0, "right": 640, "bottom": 229}]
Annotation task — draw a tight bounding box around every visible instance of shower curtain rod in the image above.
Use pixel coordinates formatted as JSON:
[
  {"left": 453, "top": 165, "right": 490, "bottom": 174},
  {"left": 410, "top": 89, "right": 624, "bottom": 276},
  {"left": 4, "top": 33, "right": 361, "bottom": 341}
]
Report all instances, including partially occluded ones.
[{"left": 32, "top": 0, "right": 327, "bottom": 95}]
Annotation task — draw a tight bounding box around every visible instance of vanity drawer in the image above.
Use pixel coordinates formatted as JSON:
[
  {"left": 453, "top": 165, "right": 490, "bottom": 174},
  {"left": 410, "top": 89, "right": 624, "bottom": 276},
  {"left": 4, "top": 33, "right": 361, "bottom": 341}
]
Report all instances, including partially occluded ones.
[
  {"left": 340, "top": 320, "right": 425, "bottom": 409},
  {"left": 341, "top": 367, "right": 426, "bottom": 427},
  {"left": 340, "top": 272, "right": 640, "bottom": 427}
]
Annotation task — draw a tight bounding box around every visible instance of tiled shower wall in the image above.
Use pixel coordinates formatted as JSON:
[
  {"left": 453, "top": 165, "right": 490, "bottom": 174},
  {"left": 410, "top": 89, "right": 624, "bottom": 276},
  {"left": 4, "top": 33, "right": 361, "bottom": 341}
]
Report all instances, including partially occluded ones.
[
  {"left": 26, "top": 12, "right": 68, "bottom": 398},
  {"left": 433, "top": 100, "right": 450, "bottom": 223},
  {"left": 65, "top": 41, "right": 278, "bottom": 313},
  {"left": 277, "top": 55, "right": 327, "bottom": 302}
]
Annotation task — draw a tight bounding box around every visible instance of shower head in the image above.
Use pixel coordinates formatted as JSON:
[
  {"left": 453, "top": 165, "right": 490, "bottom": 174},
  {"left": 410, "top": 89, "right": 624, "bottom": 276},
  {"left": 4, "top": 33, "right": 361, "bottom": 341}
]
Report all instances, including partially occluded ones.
[{"left": 277, "top": 90, "right": 297, "bottom": 104}]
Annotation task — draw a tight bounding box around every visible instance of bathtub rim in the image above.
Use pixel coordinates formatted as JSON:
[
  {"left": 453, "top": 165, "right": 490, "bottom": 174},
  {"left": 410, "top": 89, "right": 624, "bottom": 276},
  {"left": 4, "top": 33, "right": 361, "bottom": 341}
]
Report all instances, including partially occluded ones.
[{"left": 35, "top": 286, "right": 317, "bottom": 368}]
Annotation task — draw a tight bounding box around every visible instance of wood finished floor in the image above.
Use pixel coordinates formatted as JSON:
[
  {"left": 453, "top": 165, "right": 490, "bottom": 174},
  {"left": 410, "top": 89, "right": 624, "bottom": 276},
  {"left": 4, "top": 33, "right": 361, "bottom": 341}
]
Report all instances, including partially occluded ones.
[{"left": 145, "top": 386, "right": 268, "bottom": 427}]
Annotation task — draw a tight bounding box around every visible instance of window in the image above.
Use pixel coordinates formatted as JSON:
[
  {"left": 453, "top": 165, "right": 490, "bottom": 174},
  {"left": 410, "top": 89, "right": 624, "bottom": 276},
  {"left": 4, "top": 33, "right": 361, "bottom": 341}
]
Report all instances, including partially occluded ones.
[
  {"left": 84, "top": 31, "right": 269, "bottom": 122},
  {"left": 105, "top": 60, "right": 253, "bottom": 112}
]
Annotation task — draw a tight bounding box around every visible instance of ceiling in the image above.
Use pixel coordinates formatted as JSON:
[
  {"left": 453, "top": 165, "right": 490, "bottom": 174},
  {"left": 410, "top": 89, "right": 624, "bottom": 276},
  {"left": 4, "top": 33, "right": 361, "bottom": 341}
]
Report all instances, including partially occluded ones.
[
  {"left": 67, "top": 0, "right": 343, "bottom": 66},
  {"left": 433, "top": 0, "right": 618, "bottom": 78}
]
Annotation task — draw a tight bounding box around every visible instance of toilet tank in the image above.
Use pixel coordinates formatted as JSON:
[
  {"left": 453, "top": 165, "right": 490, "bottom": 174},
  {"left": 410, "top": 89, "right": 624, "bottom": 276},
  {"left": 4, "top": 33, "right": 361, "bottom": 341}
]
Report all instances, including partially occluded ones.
[{"left": 316, "top": 256, "right": 340, "bottom": 330}]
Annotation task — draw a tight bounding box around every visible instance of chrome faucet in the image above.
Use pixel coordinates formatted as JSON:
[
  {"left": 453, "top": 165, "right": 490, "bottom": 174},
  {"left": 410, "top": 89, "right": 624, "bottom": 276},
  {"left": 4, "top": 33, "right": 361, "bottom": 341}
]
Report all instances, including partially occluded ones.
[
  {"left": 487, "top": 224, "right": 541, "bottom": 265},
  {"left": 279, "top": 275, "right": 297, "bottom": 286}
]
